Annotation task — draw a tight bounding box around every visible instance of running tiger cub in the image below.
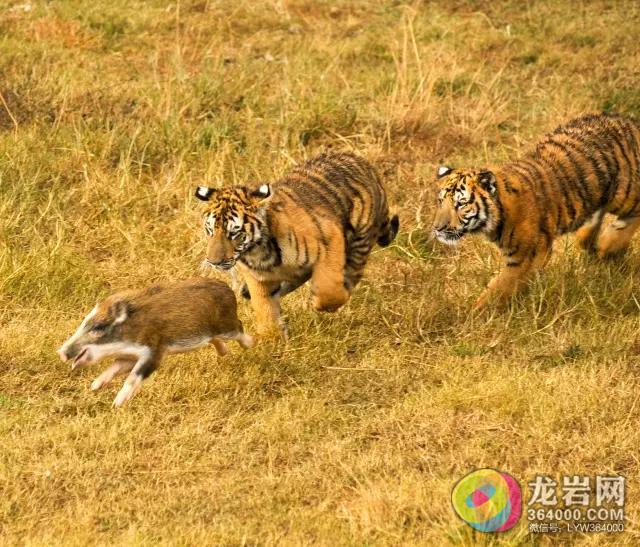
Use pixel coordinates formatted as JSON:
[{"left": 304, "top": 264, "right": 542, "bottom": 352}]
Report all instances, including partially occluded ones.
[
  {"left": 195, "top": 151, "right": 399, "bottom": 337},
  {"left": 432, "top": 113, "right": 640, "bottom": 309}
]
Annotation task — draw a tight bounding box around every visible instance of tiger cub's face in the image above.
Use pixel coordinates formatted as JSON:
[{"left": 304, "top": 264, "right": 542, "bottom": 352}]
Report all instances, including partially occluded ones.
[
  {"left": 432, "top": 167, "right": 497, "bottom": 245},
  {"left": 195, "top": 184, "right": 271, "bottom": 270}
]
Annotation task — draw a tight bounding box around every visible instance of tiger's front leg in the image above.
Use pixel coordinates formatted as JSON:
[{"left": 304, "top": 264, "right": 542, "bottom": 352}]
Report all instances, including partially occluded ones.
[
  {"left": 474, "top": 264, "right": 532, "bottom": 311},
  {"left": 474, "top": 241, "right": 551, "bottom": 310},
  {"left": 242, "top": 273, "right": 285, "bottom": 339}
]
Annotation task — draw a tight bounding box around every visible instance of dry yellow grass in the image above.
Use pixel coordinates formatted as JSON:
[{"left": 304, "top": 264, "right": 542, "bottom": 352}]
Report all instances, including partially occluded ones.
[{"left": 2, "top": 0, "right": 640, "bottom": 544}]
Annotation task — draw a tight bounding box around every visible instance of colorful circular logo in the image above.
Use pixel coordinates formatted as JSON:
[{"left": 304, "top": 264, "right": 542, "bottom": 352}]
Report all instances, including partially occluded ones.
[{"left": 452, "top": 468, "right": 522, "bottom": 533}]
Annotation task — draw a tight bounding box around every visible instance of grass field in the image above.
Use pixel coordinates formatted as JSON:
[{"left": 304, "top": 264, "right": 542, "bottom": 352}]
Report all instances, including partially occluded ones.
[{"left": 2, "top": 0, "right": 640, "bottom": 544}]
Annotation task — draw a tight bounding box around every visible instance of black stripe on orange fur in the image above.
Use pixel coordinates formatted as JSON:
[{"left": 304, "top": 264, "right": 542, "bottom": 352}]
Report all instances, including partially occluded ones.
[
  {"left": 198, "top": 151, "right": 398, "bottom": 335},
  {"left": 433, "top": 112, "right": 640, "bottom": 309}
]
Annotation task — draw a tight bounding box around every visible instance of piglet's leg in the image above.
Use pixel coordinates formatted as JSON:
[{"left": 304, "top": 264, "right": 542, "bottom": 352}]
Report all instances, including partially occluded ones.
[
  {"left": 218, "top": 331, "right": 255, "bottom": 349},
  {"left": 113, "top": 349, "right": 160, "bottom": 408},
  {"left": 91, "top": 359, "right": 134, "bottom": 391},
  {"left": 236, "top": 333, "right": 255, "bottom": 349},
  {"left": 211, "top": 338, "right": 229, "bottom": 356}
]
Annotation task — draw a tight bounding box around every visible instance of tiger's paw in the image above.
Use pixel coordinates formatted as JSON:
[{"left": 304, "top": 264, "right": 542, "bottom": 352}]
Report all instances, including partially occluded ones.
[
  {"left": 473, "top": 294, "right": 489, "bottom": 312},
  {"left": 255, "top": 323, "right": 288, "bottom": 344},
  {"left": 473, "top": 289, "right": 504, "bottom": 312},
  {"left": 312, "top": 291, "right": 349, "bottom": 313},
  {"left": 596, "top": 235, "right": 631, "bottom": 260}
]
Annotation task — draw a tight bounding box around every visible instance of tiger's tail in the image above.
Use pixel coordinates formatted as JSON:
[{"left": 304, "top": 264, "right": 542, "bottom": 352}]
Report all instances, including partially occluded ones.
[{"left": 377, "top": 212, "right": 400, "bottom": 247}]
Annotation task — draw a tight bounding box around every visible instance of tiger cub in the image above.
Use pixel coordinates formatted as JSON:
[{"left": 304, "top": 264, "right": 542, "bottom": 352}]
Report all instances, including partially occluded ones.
[
  {"left": 432, "top": 113, "right": 640, "bottom": 309},
  {"left": 195, "top": 152, "right": 399, "bottom": 337}
]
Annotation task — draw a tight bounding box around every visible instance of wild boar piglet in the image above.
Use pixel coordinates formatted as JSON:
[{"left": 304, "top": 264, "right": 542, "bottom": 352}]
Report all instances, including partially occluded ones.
[{"left": 57, "top": 278, "right": 254, "bottom": 407}]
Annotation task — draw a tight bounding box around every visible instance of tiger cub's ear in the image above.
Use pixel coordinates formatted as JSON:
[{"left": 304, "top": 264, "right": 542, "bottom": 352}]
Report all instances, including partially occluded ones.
[
  {"left": 436, "top": 166, "right": 452, "bottom": 179},
  {"left": 195, "top": 186, "right": 216, "bottom": 201},
  {"left": 478, "top": 171, "right": 497, "bottom": 194},
  {"left": 250, "top": 183, "right": 271, "bottom": 200}
]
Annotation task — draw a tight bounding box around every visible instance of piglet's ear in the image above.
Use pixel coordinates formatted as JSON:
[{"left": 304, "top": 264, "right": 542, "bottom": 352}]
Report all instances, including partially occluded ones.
[
  {"left": 195, "top": 186, "right": 215, "bottom": 201},
  {"left": 478, "top": 171, "right": 497, "bottom": 194},
  {"left": 250, "top": 183, "right": 271, "bottom": 200},
  {"left": 111, "top": 301, "right": 131, "bottom": 325},
  {"left": 437, "top": 166, "right": 452, "bottom": 179}
]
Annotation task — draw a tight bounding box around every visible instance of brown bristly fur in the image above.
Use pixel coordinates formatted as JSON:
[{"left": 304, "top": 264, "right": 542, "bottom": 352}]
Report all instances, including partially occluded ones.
[
  {"left": 59, "top": 278, "right": 252, "bottom": 406},
  {"left": 433, "top": 113, "right": 640, "bottom": 309},
  {"left": 98, "top": 278, "right": 245, "bottom": 349}
]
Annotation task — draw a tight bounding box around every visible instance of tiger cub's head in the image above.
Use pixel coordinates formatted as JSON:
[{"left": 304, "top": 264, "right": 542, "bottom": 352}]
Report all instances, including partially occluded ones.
[
  {"left": 432, "top": 166, "right": 498, "bottom": 245},
  {"left": 195, "top": 183, "right": 271, "bottom": 270}
]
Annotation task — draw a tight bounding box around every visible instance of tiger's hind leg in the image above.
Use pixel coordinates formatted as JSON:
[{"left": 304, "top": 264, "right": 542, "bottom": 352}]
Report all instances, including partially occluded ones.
[
  {"left": 596, "top": 215, "right": 640, "bottom": 259},
  {"left": 343, "top": 234, "right": 375, "bottom": 293},
  {"left": 310, "top": 225, "right": 350, "bottom": 312},
  {"left": 377, "top": 214, "right": 400, "bottom": 247},
  {"left": 575, "top": 209, "right": 605, "bottom": 253}
]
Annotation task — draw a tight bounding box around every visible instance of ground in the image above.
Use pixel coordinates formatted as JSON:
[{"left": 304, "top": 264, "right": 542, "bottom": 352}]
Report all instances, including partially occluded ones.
[{"left": 1, "top": 0, "right": 640, "bottom": 545}]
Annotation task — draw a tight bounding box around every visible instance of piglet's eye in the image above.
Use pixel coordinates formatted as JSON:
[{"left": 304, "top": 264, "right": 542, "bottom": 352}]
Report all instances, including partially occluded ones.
[{"left": 90, "top": 323, "right": 107, "bottom": 333}]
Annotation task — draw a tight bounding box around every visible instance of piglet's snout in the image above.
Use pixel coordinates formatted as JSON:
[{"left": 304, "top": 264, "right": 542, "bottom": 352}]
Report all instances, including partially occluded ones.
[{"left": 57, "top": 347, "right": 69, "bottom": 362}]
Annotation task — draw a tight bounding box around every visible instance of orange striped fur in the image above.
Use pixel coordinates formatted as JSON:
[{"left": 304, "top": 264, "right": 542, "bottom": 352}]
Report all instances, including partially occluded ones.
[
  {"left": 432, "top": 113, "right": 640, "bottom": 309},
  {"left": 196, "top": 152, "right": 399, "bottom": 337}
]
